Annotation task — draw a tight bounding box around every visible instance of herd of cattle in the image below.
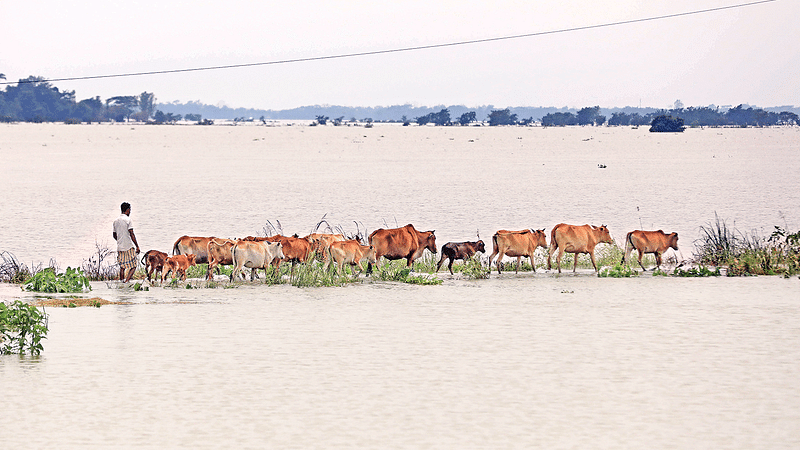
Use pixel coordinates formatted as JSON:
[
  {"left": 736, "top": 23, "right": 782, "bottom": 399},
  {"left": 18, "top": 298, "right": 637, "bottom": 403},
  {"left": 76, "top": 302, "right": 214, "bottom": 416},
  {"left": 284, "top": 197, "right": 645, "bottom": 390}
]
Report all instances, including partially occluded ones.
[{"left": 140, "top": 223, "right": 680, "bottom": 283}]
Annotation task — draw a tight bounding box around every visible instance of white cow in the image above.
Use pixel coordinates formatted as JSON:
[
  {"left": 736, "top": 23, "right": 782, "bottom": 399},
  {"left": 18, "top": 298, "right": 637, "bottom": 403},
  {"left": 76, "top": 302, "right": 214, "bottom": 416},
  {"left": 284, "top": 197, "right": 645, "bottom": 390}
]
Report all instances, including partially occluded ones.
[{"left": 230, "top": 240, "right": 284, "bottom": 281}]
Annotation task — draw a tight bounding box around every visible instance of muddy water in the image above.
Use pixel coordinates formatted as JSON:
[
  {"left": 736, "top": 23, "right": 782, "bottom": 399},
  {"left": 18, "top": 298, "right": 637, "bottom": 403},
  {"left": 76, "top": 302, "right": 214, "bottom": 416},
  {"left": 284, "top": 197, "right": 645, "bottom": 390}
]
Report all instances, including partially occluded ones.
[{"left": 1, "top": 123, "right": 799, "bottom": 449}]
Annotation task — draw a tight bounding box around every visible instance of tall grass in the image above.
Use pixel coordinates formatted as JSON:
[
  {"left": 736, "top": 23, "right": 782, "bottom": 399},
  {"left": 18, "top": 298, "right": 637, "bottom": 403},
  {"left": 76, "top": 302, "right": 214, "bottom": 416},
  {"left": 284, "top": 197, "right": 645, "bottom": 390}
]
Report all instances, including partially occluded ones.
[{"left": 694, "top": 214, "right": 800, "bottom": 276}]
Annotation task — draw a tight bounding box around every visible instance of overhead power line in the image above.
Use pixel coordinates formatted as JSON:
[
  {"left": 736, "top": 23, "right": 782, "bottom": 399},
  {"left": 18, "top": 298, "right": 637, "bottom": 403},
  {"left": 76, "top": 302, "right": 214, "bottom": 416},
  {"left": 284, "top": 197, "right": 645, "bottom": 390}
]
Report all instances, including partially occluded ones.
[{"left": 0, "top": 0, "right": 777, "bottom": 86}]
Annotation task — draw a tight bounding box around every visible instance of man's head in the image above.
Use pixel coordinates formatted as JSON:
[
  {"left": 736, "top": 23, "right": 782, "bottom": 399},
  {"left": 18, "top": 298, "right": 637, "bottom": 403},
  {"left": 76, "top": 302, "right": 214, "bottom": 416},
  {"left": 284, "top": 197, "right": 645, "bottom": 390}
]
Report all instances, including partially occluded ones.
[{"left": 120, "top": 202, "right": 131, "bottom": 214}]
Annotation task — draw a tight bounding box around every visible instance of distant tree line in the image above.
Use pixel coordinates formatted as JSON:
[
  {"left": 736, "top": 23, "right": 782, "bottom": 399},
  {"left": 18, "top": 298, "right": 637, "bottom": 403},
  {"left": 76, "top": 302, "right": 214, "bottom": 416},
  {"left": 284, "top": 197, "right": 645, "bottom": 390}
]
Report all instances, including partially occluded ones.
[
  {"left": 0, "top": 76, "right": 205, "bottom": 124},
  {"left": 2, "top": 75, "right": 797, "bottom": 128},
  {"left": 542, "top": 105, "right": 798, "bottom": 128}
]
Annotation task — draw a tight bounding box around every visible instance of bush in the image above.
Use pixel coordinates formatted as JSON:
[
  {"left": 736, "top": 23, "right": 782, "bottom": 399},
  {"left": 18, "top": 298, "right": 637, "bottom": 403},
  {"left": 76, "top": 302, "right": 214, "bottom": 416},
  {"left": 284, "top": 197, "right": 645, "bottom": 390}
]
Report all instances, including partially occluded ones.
[{"left": 0, "top": 300, "right": 49, "bottom": 355}]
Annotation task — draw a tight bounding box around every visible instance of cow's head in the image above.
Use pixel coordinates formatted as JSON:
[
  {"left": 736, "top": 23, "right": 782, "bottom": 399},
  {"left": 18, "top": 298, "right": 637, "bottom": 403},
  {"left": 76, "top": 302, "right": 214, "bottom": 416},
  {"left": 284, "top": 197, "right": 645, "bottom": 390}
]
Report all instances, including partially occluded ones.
[
  {"left": 669, "top": 232, "right": 679, "bottom": 250},
  {"left": 595, "top": 225, "right": 613, "bottom": 244},
  {"left": 534, "top": 228, "right": 548, "bottom": 248},
  {"left": 424, "top": 231, "right": 437, "bottom": 254},
  {"left": 366, "top": 245, "right": 378, "bottom": 264},
  {"left": 186, "top": 254, "right": 197, "bottom": 266},
  {"left": 476, "top": 240, "right": 486, "bottom": 253}
]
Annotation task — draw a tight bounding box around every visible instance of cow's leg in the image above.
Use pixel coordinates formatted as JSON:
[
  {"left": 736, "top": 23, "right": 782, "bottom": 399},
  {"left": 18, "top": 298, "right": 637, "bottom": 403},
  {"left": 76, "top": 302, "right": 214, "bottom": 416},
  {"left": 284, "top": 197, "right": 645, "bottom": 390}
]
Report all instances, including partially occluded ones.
[
  {"left": 637, "top": 249, "right": 647, "bottom": 271},
  {"left": 573, "top": 253, "right": 579, "bottom": 273},
  {"left": 496, "top": 252, "right": 504, "bottom": 274},
  {"left": 655, "top": 251, "right": 663, "bottom": 269},
  {"left": 530, "top": 254, "right": 537, "bottom": 273},
  {"left": 487, "top": 247, "right": 499, "bottom": 271},
  {"left": 515, "top": 256, "right": 522, "bottom": 274},
  {"left": 448, "top": 258, "right": 455, "bottom": 275},
  {"left": 547, "top": 243, "right": 557, "bottom": 270},
  {"left": 436, "top": 253, "right": 446, "bottom": 272},
  {"left": 589, "top": 251, "right": 599, "bottom": 272},
  {"left": 207, "top": 262, "right": 214, "bottom": 280},
  {"left": 556, "top": 248, "right": 564, "bottom": 273}
]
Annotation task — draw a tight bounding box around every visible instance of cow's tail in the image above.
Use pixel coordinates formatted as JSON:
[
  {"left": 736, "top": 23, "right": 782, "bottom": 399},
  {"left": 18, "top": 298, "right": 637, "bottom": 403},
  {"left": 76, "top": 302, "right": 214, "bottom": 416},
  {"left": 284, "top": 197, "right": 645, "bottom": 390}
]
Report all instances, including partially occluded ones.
[
  {"left": 621, "top": 231, "right": 635, "bottom": 265},
  {"left": 172, "top": 237, "right": 183, "bottom": 256}
]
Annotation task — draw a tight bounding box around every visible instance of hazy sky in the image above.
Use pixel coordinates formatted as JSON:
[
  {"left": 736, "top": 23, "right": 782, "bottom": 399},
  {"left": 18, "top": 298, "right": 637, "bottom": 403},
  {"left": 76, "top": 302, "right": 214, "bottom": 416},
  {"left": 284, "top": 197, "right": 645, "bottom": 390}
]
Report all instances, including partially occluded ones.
[{"left": 1, "top": 0, "right": 797, "bottom": 110}]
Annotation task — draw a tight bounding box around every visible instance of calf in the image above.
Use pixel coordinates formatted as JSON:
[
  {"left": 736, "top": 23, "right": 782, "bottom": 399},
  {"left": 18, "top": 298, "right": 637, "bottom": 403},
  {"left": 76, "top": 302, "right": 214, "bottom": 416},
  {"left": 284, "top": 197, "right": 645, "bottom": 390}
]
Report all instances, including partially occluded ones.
[
  {"left": 622, "top": 230, "right": 679, "bottom": 270},
  {"left": 436, "top": 240, "right": 486, "bottom": 275},
  {"left": 141, "top": 250, "right": 169, "bottom": 282},
  {"left": 162, "top": 254, "right": 197, "bottom": 282},
  {"left": 324, "top": 240, "right": 377, "bottom": 275}
]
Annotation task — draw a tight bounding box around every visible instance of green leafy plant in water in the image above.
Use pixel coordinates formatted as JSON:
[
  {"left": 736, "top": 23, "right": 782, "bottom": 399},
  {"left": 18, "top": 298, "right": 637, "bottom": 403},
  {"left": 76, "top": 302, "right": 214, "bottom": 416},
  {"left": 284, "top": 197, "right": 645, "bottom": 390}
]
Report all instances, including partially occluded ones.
[
  {"left": 598, "top": 264, "right": 639, "bottom": 278},
  {"left": 673, "top": 266, "right": 721, "bottom": 277},
  {"left": 0, "top": 300, "right": 49, "bottom": 355},
  {"left": 458, "top": 256, "right": 490, "bottom": 279},
  {"left": 23, "top": 267, "right": 91, "bottom": 293},
  {"left": 652, "top": 268, "right": 669, "bottom": 277}
]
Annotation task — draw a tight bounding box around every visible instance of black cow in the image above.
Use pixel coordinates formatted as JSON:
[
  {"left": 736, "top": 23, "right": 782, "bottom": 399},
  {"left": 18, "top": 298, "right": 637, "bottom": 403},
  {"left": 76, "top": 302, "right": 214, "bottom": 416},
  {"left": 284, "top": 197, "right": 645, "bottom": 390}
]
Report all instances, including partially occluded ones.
[{"left": 436, "top": 240, "right": 486, "bottom": 275}]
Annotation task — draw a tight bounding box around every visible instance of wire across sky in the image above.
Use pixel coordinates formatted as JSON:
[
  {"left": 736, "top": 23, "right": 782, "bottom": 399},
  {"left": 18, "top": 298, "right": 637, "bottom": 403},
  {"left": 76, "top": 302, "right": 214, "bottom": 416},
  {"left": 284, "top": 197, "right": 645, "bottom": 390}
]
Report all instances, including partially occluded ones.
[{"left": 0, "top": 0, "right": 778, "bottom": 87}]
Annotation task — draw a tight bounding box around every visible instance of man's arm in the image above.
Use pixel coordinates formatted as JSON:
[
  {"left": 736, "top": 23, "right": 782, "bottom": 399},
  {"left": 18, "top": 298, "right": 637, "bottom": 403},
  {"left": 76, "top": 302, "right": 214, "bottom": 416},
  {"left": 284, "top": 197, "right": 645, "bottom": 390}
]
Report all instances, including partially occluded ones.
[{"left": 129, "top": 229, "right": 140, "bottom": 253}]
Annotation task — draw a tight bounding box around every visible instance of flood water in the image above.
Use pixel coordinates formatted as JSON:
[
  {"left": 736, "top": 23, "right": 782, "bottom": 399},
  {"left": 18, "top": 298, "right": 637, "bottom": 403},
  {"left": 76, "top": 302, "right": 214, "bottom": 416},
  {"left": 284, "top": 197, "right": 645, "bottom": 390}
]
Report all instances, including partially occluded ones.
[{"left": 2, "top": 123, "right": 799, "bottom": 449}]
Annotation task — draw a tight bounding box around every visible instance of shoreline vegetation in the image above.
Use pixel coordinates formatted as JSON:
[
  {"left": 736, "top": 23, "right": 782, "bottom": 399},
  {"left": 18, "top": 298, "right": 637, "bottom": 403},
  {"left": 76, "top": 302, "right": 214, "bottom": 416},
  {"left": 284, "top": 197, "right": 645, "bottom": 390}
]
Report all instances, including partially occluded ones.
[{"left": 1, "top": 77, "right": 798, "bottom": 128}]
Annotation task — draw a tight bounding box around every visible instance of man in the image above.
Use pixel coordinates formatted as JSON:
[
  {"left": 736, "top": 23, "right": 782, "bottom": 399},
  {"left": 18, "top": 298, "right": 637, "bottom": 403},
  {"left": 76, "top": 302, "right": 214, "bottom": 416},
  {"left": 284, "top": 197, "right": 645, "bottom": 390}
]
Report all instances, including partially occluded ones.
[{"left": 113, "top": 202, "right": 141, "bottom": 283}]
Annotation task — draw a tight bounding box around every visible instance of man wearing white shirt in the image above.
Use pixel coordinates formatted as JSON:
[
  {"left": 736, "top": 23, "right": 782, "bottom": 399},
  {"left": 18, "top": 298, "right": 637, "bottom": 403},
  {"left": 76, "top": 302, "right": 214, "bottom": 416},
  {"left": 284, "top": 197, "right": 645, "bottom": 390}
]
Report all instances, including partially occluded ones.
[{"left": 113, "top": 202, "right": 140, "bottom": 283}]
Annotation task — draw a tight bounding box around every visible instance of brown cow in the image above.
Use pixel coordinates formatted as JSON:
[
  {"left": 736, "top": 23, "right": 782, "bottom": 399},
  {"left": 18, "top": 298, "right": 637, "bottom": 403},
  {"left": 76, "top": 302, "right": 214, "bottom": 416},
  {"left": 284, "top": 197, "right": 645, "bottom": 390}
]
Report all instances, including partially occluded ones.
[
  {"left": 324, "top": 240, "right": 378, "bottom": 275},
  {"left": 368, "top": 224, "right": 437, "bottom": 271},
  {"left": 141, "top": 250, "right": 169, "bottom": 282},
  {"left": 547, "top": 224, "right": 613, "bottom": 273},
  {"left": 173, "top": 236, "right": 215, "bottom": 264},
  {"left": 436, "top": 240, "right": 486, "bottom": 275},
  {"left": 304, "top": 233, "right": 346, "bottom": 261},
  {"left": 230, "top": 240, "right": 284, "bottom": 282},
  {"left": 206, "top": 238, "right": 237, "bottom": 279},
  {"left": 488, "top": 229, "right": 548, "bottom": 274},
  {"left": 162, "top": 254, "right": 197, "bottom": 282},
  {"left": 622, "top": 230, "right": 679, "bottom": 270}
]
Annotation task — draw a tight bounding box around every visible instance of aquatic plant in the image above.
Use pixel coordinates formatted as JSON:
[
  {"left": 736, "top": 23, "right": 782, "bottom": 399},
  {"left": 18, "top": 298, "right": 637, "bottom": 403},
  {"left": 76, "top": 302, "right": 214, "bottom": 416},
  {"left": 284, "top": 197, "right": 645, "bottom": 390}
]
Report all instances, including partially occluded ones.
[
  {"left": 24, "top": 267, "right": 91, "bottom": 293},
  {"left": 695, "top": 213, "right": 738, "bottom": 266},
  {"left": 598, "top": 264, "right": 639, "bottom": 278},
  {"left": 373, "top": 260, "right": 442, "bottom": 285},
  {"left": 0, "top": 300, "right": 49, "bottom": 355},
  {"left": 290, "top": 262, "right": 360, "bottom": 288},
  {"left": 673, "top": 266, "right": 721, "bottom": 277},
  {"left": 458, "top": 256, "right": 490, "bottom": 279},
  {"left": 0, "top": 251, "right": 32, "bottom": 284}
]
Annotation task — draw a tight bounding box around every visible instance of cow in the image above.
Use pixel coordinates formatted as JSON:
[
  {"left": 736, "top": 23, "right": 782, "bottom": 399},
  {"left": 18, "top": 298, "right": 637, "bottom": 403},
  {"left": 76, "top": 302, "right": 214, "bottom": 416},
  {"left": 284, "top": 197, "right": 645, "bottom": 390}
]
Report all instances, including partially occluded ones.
[
  {"left": 368, "top": 224, "right": 437, "bottom": 271},
  {"left": 621, "top": 230, "right": 679, "bottom": 270},
  {"left": 436, "top": 240, "right": 486, "bottom": 275},
  {"left": 161, "top": 254, "right": 197, "bottom": 282},
  {"left": 141, "top": 249, "right": 169, "bottom": 283},
  {"left": 547, "top": 224, "right": 613, "bottom": 273},
  {"left": 172, "top": 236, "right": 215, "bottom": 264},
  {"left": 230, "top": 240, "right": 285, "bottom": 282},
  {"left": 324, "top": 240, "right": 378, "bottom": 275},
  {"left": 304, "top": 233, "right": 346, "bottom": 261},
  {"left": 488, "top": 229, "right": 548, "bottom": 274},
  {"left": 206, "top": 238, "right": 237, "bottom": 279},
  {"left": 243, "top": 235, "right": 313, "bottom": 274}
]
